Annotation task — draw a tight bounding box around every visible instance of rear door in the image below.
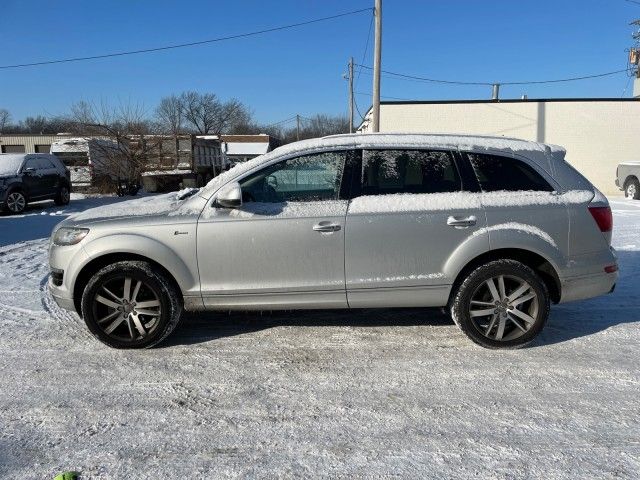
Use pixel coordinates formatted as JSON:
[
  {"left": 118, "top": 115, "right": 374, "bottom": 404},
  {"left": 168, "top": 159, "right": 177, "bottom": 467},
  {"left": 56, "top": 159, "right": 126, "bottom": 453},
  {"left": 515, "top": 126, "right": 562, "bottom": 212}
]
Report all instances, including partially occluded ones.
[
  {"left": 21, "top": 157, "right": 46, "bottom": 198},
  {"left": 465, "top": 152, "right": 569, "bottom": 257},
  {"left": 344, "top": 148, "right": 488, "bottom": 308},
  {"left": 37, "top": 156, "right": 62, "bottom": 196}
]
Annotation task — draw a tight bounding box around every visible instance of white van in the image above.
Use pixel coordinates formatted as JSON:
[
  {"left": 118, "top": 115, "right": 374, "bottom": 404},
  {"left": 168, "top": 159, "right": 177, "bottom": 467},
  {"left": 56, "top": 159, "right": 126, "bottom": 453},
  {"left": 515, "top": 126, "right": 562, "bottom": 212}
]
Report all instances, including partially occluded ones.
[{"left": 50, "top": 138, "right": 129, "bottom": 188}]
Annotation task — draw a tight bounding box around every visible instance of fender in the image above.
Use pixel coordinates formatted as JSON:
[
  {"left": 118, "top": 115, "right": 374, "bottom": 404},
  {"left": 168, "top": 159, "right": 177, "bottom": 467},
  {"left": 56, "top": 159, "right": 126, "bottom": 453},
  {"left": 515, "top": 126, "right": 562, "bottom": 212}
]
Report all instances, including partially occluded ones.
[
  {"left": 443, "top": 226, "right": 564, "bottom": 282},
  {"left": 78, "top": 233, "right": 199, "bottom": 295}
]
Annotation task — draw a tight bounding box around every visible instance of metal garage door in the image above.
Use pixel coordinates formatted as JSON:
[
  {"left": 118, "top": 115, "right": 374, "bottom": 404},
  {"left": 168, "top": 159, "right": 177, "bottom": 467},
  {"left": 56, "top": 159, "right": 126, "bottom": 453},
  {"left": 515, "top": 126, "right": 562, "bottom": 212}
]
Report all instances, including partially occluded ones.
[
  {"left": 35, "top": 144, "right": 51, "bottom": 153},
  {"left": 1, "top": 145, "right": 25, "bottom": 153}
]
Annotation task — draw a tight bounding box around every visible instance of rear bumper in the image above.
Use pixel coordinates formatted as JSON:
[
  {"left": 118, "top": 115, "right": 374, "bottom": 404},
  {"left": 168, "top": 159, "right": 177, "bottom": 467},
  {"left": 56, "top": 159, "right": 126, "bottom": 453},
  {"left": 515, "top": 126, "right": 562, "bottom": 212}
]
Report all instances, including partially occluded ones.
[
  {"left": 559, "top": 247, "right": 618, "bottom": 303},
  {"left": 559, "top": 271, "right": 617, "bottom": 303}
]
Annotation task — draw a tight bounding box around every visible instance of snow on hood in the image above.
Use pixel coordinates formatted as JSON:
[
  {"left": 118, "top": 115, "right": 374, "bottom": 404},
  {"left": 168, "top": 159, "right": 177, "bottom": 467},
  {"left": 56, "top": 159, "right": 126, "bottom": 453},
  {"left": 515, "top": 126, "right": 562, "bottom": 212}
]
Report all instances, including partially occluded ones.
[
  {"left": 69, "top": 189, "right": 203, "bottom": 222},
  {"left": 0, "top": 154, "right": 25, "bottom": 176}
]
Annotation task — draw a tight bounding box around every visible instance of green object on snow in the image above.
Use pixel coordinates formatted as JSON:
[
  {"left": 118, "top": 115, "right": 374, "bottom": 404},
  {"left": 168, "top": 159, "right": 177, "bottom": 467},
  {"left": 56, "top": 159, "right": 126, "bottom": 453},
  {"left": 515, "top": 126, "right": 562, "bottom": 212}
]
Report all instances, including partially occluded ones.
[{"left": 53, "top": 472, "right": 79, "bottom": 480}]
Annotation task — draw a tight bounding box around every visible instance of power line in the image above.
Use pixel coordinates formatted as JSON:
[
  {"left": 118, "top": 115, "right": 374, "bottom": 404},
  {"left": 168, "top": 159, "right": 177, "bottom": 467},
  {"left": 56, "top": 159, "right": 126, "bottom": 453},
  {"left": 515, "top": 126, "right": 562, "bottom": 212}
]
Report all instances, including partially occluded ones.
[
  {"left": 355, "top": 11, "right": 375, "bottom": 88},
  {"left": 625, "top": 0, "right": 640, "bottom": 6},
  {"left": 355, "top": 63, "right": 630, "bottom": 86},
  {"left": 0, "top": 8, "right": 372, "bottom": 70},
  {"left": 263, "top": 116, "right": 298, "bottom": 129}
]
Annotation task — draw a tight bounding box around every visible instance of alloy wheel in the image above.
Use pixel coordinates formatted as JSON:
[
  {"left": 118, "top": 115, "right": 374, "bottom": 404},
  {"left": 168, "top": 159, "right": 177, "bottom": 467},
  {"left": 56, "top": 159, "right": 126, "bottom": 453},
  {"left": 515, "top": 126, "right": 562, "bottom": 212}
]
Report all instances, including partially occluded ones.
[
  {"left": 60, "top": 187, "right": 70, "bottom": 203},
  {"left": 6, "top": 192, "right": 26, "bottom": 213},
  {"left": 468, "top": 274, "right": 539, "bottom": 342},
  {"left": 92, "top": 276, "right": 162, "bottom": 342}
]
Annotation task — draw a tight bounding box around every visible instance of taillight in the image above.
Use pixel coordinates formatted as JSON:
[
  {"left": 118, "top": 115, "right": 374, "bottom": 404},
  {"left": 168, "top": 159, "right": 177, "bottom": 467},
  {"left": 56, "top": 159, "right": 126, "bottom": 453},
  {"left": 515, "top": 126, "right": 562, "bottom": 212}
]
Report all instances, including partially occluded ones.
[{"left": 588, "top": 206, "right": 613, "bottom": 233}]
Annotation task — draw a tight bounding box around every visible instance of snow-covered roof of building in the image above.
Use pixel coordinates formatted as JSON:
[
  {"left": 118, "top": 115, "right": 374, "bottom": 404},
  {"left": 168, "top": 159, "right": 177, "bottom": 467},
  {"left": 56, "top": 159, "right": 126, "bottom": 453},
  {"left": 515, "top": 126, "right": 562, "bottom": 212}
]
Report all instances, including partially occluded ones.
[
  {"left": 224, "top": 142, "right": 270, "bottom": 156},
  {"left": 219, "top": 134, "right": 272, "bottom": 157}
]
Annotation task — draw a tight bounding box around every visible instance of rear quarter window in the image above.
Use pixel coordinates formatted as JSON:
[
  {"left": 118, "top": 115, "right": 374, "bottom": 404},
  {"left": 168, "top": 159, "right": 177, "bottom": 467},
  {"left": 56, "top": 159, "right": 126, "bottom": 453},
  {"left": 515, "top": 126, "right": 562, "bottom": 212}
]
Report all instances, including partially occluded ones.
[{"left": 467, "top": 153, "right": 553, "bottom": 192}]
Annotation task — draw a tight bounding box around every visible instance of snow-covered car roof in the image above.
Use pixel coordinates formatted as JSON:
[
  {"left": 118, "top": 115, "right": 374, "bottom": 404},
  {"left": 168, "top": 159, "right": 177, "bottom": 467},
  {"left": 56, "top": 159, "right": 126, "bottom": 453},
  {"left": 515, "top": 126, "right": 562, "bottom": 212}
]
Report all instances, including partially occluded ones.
[{"left": 198, "top": 133, "right": 565, "bottom": 199}]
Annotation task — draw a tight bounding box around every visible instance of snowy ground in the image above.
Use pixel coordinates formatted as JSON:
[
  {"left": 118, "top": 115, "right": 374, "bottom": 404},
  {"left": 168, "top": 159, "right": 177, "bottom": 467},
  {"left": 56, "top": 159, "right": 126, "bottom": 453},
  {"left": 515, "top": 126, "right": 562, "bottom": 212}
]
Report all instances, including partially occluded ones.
[{"left": 0, "top": 196, "right": 639, "bottom": 478}]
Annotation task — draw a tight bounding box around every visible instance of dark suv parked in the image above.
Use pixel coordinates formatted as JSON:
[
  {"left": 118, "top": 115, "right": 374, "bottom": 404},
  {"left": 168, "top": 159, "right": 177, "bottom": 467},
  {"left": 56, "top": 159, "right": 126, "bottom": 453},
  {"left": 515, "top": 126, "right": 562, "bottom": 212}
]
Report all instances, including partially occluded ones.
[{"left": 0, "top": 153, "right": 71, "bottom": 214}]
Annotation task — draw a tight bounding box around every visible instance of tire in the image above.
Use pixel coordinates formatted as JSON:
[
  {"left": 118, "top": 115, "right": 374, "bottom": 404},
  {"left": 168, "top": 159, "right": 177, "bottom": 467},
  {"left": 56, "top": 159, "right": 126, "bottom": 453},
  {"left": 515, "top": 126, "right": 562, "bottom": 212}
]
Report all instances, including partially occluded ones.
[
  {"left": 2, "top": 189, "right": 27, "bottom": 214},
  {"left": 624, "top": 177, "right": 640, "bottom": 200},
  {"left": 54, "top": 184, "right": 71, "bottom": 205},
  {"left": 450, "top": 259, "right": 550, "bottom": 349},
  {"left": 81, "top": 261, "right": 183, "bottom": 349}
]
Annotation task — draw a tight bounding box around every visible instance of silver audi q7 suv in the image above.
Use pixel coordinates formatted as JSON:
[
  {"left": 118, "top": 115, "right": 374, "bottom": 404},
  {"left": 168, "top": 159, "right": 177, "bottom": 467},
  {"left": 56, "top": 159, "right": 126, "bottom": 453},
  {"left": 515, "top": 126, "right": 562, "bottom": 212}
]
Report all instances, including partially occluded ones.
[{"left": 48, "top": 134, "right": 618, "bottom": 349}]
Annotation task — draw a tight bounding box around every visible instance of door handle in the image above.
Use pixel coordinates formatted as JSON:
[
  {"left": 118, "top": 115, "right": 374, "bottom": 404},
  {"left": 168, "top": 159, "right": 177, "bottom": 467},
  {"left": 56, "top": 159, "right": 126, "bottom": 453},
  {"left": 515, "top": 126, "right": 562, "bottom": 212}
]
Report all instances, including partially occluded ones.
[
  {"left": 313, "top": 222, "right": 342, "bottom": 233},
  {"left": 447, "top": 215, "right": 477, "bottom": 227}
]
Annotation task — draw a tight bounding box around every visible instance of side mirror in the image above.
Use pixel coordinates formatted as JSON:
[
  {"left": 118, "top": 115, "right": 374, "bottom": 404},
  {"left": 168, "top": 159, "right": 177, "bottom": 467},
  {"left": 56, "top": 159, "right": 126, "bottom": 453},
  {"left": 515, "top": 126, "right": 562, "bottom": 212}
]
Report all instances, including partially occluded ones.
[
  {"left": 216, "top": 181, "right": 242, "bottom": 208},
  {"left": 23, "top": 167, "right": 36, "bottom": 175}
]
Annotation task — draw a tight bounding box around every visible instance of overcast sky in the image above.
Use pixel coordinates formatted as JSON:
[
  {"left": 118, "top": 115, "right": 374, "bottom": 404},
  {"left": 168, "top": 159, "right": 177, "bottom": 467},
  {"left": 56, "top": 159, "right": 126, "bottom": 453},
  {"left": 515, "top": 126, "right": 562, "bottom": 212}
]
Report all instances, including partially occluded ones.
[{"left": 0, "top": 0, "right": 637, "bottom": 125}]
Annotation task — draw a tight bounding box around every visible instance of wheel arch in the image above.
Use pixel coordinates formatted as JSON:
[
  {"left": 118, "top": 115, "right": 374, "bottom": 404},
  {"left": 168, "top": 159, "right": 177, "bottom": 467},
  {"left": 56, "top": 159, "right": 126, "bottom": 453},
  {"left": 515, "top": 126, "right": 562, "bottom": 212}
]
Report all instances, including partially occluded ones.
[
  {"left": 623, "top": 175, "right": 639, "bottom": 188},
  {"left": 447, "top": 248, "right": 562, "bottom": 307},
  {"left": 72, "top": 252, "right": 183, "bottom": 314},
  {"left": 6, "top": 182, "right": 26, "bottom": 196}
]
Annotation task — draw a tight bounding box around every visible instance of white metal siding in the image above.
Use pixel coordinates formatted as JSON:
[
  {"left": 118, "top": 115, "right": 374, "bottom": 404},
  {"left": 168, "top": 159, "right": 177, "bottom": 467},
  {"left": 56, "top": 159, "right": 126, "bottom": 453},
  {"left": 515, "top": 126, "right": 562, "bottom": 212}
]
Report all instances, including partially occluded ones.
[{"left": 365, "top": 100, "right": 640, "bottom": 195}]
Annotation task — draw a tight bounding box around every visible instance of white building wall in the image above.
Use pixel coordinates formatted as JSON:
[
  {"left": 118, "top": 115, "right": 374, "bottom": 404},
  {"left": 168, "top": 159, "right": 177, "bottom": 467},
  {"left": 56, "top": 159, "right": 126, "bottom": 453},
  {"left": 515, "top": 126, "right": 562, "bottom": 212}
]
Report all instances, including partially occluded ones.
[{"left": 364, "top": 100, "right": 640, "bottom": 195}]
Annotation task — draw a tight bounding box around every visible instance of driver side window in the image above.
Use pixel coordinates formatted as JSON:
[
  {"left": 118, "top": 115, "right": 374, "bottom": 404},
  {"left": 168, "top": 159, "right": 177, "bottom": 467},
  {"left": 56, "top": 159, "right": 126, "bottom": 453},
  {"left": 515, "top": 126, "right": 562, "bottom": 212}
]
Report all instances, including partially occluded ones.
[
  {"left": 23, "top": 158, "right": 40, "bottom": 171},
  {"left": 239, "top": 151, "right": 346, "bottom": 203}
]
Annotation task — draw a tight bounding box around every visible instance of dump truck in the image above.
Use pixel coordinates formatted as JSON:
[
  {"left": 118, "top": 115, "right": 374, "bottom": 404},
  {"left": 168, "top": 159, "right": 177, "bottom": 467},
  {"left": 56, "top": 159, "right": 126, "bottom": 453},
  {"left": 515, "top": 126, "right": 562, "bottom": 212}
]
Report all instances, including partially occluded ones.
[{"left": 139, "top": 135, "right": 228, "bottom": 192}]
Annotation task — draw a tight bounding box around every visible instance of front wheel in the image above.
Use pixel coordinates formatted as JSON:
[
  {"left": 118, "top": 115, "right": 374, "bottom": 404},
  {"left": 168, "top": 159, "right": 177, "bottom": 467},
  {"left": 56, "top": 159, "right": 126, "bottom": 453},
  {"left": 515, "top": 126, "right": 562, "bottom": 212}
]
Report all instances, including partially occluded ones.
[
  {"left": 81, "top": 261, "right": 183, "bottom": 349},
  {"left": 450, "top": 260, "right": 550, "bottom": 349},
  {"left": 3, "top": 190, "right": 27, "bottom": 214}
]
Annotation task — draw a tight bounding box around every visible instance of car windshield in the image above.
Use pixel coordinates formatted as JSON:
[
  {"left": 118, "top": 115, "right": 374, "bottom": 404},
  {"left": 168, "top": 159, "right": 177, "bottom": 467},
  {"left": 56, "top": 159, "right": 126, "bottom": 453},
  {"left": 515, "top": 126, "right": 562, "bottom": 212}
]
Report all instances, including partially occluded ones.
[{"left": 0, "top": 154, "right": 25, "bottom": 175}]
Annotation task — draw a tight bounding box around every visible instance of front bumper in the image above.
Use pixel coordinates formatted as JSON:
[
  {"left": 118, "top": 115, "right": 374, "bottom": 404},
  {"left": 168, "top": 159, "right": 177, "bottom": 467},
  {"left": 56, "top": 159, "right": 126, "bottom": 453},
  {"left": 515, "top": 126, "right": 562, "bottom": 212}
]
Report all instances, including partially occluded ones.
[
  {"left": 48, "top": 241, "right": 90, "bottom": 314},
  {"left": 48, "top": 282, "right": 77, "bottom": 311}
]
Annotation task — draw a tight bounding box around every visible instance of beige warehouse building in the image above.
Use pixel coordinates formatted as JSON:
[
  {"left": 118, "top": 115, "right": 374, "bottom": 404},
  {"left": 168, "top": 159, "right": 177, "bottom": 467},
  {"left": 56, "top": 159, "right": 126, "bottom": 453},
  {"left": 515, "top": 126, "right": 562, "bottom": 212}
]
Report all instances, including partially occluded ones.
[
  {"left": 358, "top": 98, "right": 640, "bottom": 195},
  {"left": 0, "top": 134, "right": 73, "bottom": 154}
]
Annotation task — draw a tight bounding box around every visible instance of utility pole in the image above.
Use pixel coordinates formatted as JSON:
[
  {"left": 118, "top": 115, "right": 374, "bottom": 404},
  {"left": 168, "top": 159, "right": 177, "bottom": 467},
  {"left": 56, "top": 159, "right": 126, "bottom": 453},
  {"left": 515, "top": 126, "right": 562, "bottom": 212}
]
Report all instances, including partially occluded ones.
[
  {"left": 348, "top": 57, "right": 354, "bottom": 133},
  {"left": 629, "top": 19, "right": 640, "bottom": 97},
  {"left": 296, "top": 114, "right": 300, "bottom": 141},
  {"left": 371, "top": 0, "right": 382, "bottom": 132}
]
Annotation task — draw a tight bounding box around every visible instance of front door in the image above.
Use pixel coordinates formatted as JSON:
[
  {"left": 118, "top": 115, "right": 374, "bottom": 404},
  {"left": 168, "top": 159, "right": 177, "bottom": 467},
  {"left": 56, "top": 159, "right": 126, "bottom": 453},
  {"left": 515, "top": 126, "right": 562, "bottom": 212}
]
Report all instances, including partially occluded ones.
[
  {"left": 196, "top": 150, "right": 352, "bottom": 309},
  {"left": 345, "top": 148, "right": 489, "bottom": 308}
]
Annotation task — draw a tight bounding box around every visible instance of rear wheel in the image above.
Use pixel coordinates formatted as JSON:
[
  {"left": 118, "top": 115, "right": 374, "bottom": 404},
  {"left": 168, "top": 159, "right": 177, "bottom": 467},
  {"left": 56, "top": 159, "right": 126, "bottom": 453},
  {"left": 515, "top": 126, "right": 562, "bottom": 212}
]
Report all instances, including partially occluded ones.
[
  {"left": 3, "top": 190, "right": 27, "bottom": 214},
  {"left": 624, "top": 177, "right": 640, "bottom": 200},
  {"left": 81, "top": 261, "right": 183, "bottom": 349},
  {"left": 450, "top": 260, "right": 550, "bottom": 349},
  {"left": 54, "top": 185, "right": 70, "bottom": 205}
]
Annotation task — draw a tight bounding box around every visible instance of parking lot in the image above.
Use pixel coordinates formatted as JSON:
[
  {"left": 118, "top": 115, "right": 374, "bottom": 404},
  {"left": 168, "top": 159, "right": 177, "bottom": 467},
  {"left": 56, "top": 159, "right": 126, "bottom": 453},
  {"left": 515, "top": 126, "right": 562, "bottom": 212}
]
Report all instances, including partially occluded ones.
[{"left": 0, "top": 196, "right": 638, "bottom": 478}]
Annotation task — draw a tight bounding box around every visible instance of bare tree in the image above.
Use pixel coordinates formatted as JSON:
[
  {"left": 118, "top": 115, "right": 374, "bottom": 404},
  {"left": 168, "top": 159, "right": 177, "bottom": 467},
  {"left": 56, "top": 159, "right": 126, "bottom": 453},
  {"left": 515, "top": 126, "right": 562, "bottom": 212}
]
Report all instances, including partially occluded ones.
[
  {"left": 180, "top": 91, "right": 251, "bottom": 134},
  {"left": 23, "top": 115, "right": 49, "bottom": 134},
  {"left": 155, "top": 95, "right": 184, "bottom": 136},
  {"left": 66, "top": 100, "right": 159, "bottom": 185},
  {"left": 0, "top": 109, "right": 11, "bottom": 133}
]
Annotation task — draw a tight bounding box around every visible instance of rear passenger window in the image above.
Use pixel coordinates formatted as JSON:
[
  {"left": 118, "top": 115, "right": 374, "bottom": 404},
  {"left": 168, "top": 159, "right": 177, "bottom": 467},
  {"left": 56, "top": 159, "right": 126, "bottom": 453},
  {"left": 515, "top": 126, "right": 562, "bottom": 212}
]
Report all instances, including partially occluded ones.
[
  {"left": 361, "top": 150, "right": 461, "bottom": 195},
  {"left": 467, "top": 153, "right": 553, "bottom": 192}
]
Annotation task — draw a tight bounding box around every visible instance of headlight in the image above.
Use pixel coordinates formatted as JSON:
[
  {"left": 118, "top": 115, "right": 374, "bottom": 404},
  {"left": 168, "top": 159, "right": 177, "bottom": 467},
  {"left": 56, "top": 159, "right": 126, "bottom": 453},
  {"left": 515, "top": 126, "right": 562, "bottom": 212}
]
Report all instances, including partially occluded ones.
[{"left": 53, "top": 227, "right": 89, "bottom": 246}]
